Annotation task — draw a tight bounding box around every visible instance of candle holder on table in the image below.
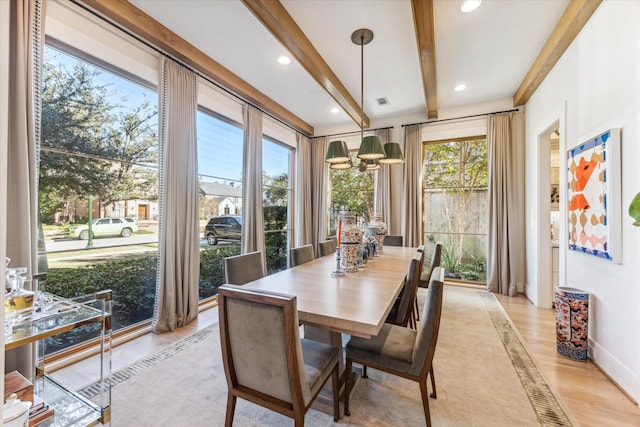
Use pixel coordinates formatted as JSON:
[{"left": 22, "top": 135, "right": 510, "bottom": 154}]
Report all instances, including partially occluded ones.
[{"left": 331, "top": 247, "right": 345, "bottom": 277}]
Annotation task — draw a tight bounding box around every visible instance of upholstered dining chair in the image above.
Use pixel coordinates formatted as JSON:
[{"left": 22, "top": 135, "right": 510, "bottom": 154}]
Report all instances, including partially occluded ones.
[
  {"left": 218, "top": 284, "right": 340, "bottom": 426},
  {"left": 290, "top": 244, "right": 315, "bottom": 267},
  {"left": 385, "top": 252, "right": 421, "bottom": 329},
  {"left": 223, "top": 251, "right": 265, "bottom": 285},
  {"left": 317, "top": 239, "right": 337, "bottom": 257},
  {"left": 344, "top": 267, "right": 445, "bottom": 427},
  {"left": 419, "top": 243, "right": 442, "bottom": 288},
  {"left": 383, "top": 235, "right": 403, "bottom": 247}
]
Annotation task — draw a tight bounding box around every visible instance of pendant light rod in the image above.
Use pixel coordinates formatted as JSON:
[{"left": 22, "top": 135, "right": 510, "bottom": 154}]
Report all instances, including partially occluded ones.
[{"left": 351, "top": 29, "right": 373, "bottom": 141}]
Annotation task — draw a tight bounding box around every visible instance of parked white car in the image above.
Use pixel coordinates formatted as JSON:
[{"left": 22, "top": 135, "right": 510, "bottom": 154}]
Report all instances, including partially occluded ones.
[{"left": 69, "top": 217, "right": 139, "bottom": 240}]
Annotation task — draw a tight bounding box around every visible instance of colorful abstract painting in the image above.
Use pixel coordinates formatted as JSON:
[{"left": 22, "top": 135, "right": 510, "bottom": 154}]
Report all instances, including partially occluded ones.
[{"left": 567, "top": 129, "right": 621, "bottom": 262}]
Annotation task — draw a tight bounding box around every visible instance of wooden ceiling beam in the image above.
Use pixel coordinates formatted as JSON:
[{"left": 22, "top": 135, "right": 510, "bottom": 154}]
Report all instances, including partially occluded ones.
[
  {"left": 78, "top": 0, "right": 315, "bottom": 136},
  {"left": 411, "top": 0, "right": 438, "bottom": 119},
  {"left": 513, "top": 0, "right": 602, "bottom": 107},
  {"left": 241, "top": 0, "right": 369, "bottom": 129}
]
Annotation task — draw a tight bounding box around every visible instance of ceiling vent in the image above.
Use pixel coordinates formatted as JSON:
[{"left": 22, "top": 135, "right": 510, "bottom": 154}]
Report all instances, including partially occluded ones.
[{"left": 376, "top": 97, "right": 390, "bottom": 106}]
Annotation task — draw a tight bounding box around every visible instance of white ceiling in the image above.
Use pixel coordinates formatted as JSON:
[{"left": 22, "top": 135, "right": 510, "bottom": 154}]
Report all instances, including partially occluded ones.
[{"left": 129, "top": 0, "right": 569, "bottom": 133}]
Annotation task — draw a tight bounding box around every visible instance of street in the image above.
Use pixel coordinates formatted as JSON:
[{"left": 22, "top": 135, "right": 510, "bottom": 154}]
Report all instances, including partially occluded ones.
[{"left": 45, "top": 233, "right": 219, "bottom": 253}]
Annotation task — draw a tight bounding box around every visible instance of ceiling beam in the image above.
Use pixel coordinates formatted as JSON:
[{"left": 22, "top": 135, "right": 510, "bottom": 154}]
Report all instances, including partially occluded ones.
[
  {"left": 513, "top": 0, "right": 602, "bottom": 107},
  {"left": 241, "top": 0, "right": 369, "bottom": 129},
  {"left": 77, "top": 0, "right": 315, "bottom": 136},
  {"left": 411, "top": 0, "right": 438, "bottom": 119}
]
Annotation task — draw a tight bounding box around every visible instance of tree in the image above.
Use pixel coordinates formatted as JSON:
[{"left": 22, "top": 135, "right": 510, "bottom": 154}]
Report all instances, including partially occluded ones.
[
  {"left": 329, "top": 162, "right": 374, "bottom": 233},
  {"left": 39, "top": 47, "right": 157, "bottom": 221}
]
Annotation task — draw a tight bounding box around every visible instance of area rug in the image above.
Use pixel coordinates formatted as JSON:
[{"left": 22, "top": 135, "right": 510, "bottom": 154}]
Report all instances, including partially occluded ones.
[{"left": 80, "top": 286, "right": 574, "bottom": 426}]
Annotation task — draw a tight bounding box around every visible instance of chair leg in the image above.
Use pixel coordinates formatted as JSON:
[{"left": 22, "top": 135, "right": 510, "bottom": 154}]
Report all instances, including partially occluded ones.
[
  {"left": 362, "top": 365, "right": 368, "bottom": 378},
  {"left": 331, "top": 364, "right": 340, "bottom": 421},
  {"left": 344, "top": 358, "right": 353, "bottom": 416},
  {"left": 419, "top": 379, "right": 432, "bottom": 427},
  {"left": 429, "top": 365, "right": 437, "bottom": 399},
  {"left": 414, "top": 297, "right": 420, "bottom": 321},
  {"left": 225, "top": 393, "right": 236, "bottom": 427}
]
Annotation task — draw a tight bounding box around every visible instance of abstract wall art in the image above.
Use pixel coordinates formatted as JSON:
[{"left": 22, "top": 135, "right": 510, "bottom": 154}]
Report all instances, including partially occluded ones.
[{"left": 567, "top": 128, "right": 621, "bottom": 262}]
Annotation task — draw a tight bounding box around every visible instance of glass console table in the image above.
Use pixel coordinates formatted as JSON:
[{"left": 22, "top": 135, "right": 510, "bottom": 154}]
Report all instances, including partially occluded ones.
[{"left": 5, "top": 290, "right": 112, "bottom": 426}]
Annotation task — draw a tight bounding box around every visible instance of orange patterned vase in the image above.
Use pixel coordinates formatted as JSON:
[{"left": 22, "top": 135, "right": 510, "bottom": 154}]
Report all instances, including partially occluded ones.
[{"left": 555, "top": 287, "right": 589, "bottom": 361}]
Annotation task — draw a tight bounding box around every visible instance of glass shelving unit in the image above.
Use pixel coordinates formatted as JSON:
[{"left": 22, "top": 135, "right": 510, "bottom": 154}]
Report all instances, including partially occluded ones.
[{"left": 5, "top": 291, "right": 112, "bottom": 426}]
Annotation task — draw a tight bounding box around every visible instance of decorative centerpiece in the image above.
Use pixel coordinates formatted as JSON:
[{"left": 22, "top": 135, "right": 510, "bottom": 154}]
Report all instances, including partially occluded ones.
[
  {"left": 339, "top": 210, "right": 360, "bottom": 272},
  {"left": 368, "top": 214, "right": 388, "bottom": 255}
]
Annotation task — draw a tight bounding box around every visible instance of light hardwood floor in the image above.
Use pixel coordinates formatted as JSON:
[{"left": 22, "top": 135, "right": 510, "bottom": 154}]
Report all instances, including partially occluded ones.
[
  {"left": 53, "top": 288, "right": 640, "bottom": 426},
  {"left": 496, "top": 292, "right": 640, "bottom": 427}
]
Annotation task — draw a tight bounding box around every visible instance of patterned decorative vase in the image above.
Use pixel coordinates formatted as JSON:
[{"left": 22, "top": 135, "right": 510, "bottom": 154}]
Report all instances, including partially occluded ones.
[
  {"left": 339, "top": 211, "right": 359, "bottom": 272},
  {"left": 369, "top": 214, "right": 388, "bottom": 255},
  {"left": 365, "top": 228, "right": 378, "bottom": 257},
  {"left": 554, "top": 287, "right": 589, "bottom": 361}
]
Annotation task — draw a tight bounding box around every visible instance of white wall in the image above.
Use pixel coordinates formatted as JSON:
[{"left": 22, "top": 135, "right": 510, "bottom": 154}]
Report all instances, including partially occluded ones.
[{"left": 525, "top": 1, "right": 640, "bottom": 403}]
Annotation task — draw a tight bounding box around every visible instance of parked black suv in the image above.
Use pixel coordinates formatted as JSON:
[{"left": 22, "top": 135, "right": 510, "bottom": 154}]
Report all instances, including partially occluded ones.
[{"left": 205, "top": 216, "right": 242, "bottom": 245}]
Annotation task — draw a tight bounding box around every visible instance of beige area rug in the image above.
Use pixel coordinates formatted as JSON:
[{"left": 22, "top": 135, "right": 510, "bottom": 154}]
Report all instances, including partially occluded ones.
[{"left": 81, "top": 286, "right": 574, "bottom": 426}]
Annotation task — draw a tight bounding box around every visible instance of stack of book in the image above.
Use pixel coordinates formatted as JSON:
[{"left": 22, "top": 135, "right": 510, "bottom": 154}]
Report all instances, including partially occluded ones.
[
  {"left": 28, "top": 394, "right": 55, "bottom": 427},
  {"left": 4, "top": 371, "right": 55, "bottom": 427}
]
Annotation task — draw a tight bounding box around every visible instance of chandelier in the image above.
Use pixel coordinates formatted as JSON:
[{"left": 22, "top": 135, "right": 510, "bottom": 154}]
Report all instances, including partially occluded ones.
[{"left": 325, "top": 28, "right": 404, "bottom": 171}]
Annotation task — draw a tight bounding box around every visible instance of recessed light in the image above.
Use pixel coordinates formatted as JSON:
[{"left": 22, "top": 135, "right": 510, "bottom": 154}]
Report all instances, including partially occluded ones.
[
  {"left": 461, "top": 0, "right": 481, "bottom": 13},
  {"left": 454, "top": 84, "right": 467, "bottom": 92},
  {"left": 330, "top": 107, "right": 341, "bottom": 114},
  {"left": 277, "top": 55, "right": 291, "bottom": 65}
]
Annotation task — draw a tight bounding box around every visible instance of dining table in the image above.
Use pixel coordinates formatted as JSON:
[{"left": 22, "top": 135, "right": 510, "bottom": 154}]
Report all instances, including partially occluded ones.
[{"left": 242, "top": 245, "right": 417, "bottom": 414}]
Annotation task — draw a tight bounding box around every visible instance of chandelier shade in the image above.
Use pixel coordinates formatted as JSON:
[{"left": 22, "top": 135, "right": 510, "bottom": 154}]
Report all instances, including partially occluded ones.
[
  {"left": 329, "top": 159, "right": 353, "bottom": 170},
  {"left": 378, "top": 142, "right": 404, "bottom": 164},
  {"left": 361, "top": 158, "right": 381, "bottom": 170},
  {"left": 325, "top": 140, "right": 350, "bottom": 164},
  {"left": 356, "top": 135, "right": 386, "bottom": 160}
]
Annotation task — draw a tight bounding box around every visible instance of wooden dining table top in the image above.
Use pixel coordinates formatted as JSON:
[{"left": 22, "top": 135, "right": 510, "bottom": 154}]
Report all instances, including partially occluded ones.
[{"left": 243, "top": 246, "right": 416, "bottom": 338}]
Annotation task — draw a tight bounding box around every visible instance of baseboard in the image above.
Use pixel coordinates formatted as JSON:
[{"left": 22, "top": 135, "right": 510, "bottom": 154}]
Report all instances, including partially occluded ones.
[{"left": 588, "top": 337, "right": 640, "bottom": 406}]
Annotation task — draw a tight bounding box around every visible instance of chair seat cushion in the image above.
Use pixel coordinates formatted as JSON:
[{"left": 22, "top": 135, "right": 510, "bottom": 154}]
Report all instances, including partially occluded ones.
[
  {"left": 301, "top": 339, "right": 340, "bottom": 399},
  {"left": 346, "top": 324, "right": 416, "bottom": 372}
]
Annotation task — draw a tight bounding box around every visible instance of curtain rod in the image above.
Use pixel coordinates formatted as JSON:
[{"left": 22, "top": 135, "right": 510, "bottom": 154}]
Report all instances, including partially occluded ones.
[
  {"left": 70, "top": 0, "right": 313, "bottom": 138},
  {"left": 402, "top": 108, "right": 520, "bottom": 127},
  {"left": 314, "top": 126, "right": 394, "bottom": 140}
]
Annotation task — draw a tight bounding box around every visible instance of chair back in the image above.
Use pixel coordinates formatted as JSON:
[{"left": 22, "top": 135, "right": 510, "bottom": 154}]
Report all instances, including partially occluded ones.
[
  {"left": 428, "top": 243, "right": 442, "bottom": 277},
  {"left": 384, "top": 235, "right": 403, "bottom": 247},
  {"left": 290, "top": 244, "right": 315, "bottom": 267},
  {"left": 410, "top": 267, "right": 444, "bottom": 377},
  {"left": 218, "top": 284, "right": 311, "bottom": 406},
  {"left": 223, "top": 251, "right": 265, "bottom": 285},
  {"left": 318, "top": 239, "right": 337, "bottom": 257},
  {"left": 390, "top": 252, "right": 421, "bottom": 326}
]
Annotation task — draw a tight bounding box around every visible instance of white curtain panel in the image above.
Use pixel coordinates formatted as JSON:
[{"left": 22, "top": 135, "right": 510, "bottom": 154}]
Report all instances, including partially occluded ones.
[
  {"left": 241, "top": 105, "right": 266, "bottom": 273},
  {"left": 310, "top": 137, "right": 329, "bottom": 250},
  {"left": 487, "top": 111, "right": 526, "bottom": 296},
  {"left": 375, "top": 128, "right": 391, "bottom": 226},
  {"left": 6, "top": 0, "right": 46, "bottom": 378},
  {"left": 153, "top": 57, "right": 200, "bottom": 333},
  {"left": 295, "top": 133, "right": 313, "bottom": 247},
  {"left": 402, "top": 124, "right": 423, "bottom": 247}
]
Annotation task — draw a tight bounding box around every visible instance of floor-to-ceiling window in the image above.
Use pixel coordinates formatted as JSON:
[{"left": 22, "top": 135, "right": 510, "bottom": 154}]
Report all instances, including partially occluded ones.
[
  {"left": 262, "top": 137, "right": 292, "bottom": 274},
  {"left": 423, "top": 136, "right": 488, "bottom": 283},
  {"left": 197, "top": 109, "right": 243, "bottom": 298},
  {"left": 39, "top": 42, "right": 159, "bottom": 352}
]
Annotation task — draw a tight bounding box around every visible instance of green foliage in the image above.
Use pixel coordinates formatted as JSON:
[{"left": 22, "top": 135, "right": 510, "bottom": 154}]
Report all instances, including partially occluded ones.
[
  {"left": 329, "top": 162, "right": 374, "bottom": 218},
  {"left": 199, "top": 245, "right": 241, "bottom": 297},
  {"left": 629, "top": 191, "right": 640, "bottom": 226},
  {"left": 45, "top": 255, "right": 157, "bottom": 329}
]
